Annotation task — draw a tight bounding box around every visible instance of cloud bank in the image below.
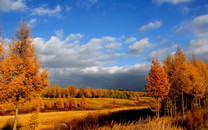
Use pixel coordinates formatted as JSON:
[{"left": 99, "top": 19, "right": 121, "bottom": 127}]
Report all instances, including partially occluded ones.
[{"left": 33, "top": 33, "right": 150, "bottom": 91}]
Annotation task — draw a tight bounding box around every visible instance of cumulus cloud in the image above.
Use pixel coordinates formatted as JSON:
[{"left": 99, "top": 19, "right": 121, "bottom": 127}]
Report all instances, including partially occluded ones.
[
  {"left": 33, "top": 34, "right": 124, "bottom": 68},
  {"left": 139, "top": 21, "right": 162, "bottom": 32},
  {"left": 28, "top": 18, "right": 37, "bottom": 28},
  {"left": 154, "top": 0, "right": 193, "bottom": 4},
  {"left": 0, "top": 0, "right": 27, "bottom": 12},
  {"left": 106, "top": 43, "right": 121, "bottom": 49},
  {"left": 129, "top": 38, "right": 152, "bottom": 56},
  {"left": 177, "top": 14, "right": 208, "bottom": 37},
  {"left": 31, "top": 5, "right": 62, "bottom": 18},
  {"left": 125, "top": 37, "right": 136, "bottom": 43},
  {"left": 186, "top": 37, "right": 208, "bottom": 61},
  {"left": 32, "top": 34, "right": 149, "bottom": 91},
  {"left": 147, "top": 44, "right": 177, "bottom": 60},
  {"left": 160, "top": 39, "right": 169, "bottom": 45}
]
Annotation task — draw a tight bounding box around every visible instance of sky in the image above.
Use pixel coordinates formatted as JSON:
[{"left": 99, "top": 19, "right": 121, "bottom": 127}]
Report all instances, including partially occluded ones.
[{"left": 0, "top": 0, "right": 208, "bottom": 91}]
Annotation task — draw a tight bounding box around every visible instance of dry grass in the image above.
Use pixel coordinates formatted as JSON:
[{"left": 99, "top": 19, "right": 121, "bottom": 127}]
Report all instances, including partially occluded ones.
[
  {"left": 99, "top": 117, "right": 183, "bottom": 130},
  {"left": 0, "top": 97, "right": 151, "bottom": 130},
  {"left": 0, "top": 97, "right": 154, "bottom": 116}
]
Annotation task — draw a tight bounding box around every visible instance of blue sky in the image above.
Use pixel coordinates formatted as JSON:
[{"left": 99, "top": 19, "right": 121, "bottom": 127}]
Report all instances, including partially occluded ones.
[{"left": 0, "top": 0, "right": 208, "bottom": 91}]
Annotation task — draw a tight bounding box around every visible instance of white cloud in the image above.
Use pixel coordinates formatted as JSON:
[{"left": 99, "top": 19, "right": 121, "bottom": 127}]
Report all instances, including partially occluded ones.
[
  {"left": 154, "top": 0, "right": 193, "bottom": 4},
  {"left": 28, "top": 18, "right": 37, "bottom": 28},
  {"left": 0, "top": 0, "right": 27, "bottom": 12},
  {"left": 192, "top": 14, "right": 208, "bottom": 37},
  {"left": 160, "top": 39, "right": 169, "bottom": 45},
  {"left": 33, "top": 34, "right": 124, "bottom": 69},
  {"left": 177, "top": 14, "right": 208, "bottom": 37},
  {"left": 139, "top": 21, "right": 162, "bottom": 32},
  {"left": 106, "top": 43, "right": 121, "bottom": 49},
  {"left": 186, "top": 37, "right": 208, "bottom": 61},
  {"left": 65, "top": 33, "right": 84, "bottom": 42},
  {"left": 55, "top": 30, "right": 64, "bottom": 39},
  {"left": 31, "top": 5, "right": 62, "bottom": 18},
  {"left": 129, "top": 38, "right": 152, "bottom": 55},
  {"left": 125, "top": 37, "right": 136, "bottom": 43},
  {"left": 147, "top": 44, "right": 177, "bottom": 60}
]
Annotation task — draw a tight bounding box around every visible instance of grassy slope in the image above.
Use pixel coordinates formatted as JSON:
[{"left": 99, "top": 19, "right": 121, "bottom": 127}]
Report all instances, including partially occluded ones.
[{"left": 0, "top": 97, "right": 154, "bottom": 130}]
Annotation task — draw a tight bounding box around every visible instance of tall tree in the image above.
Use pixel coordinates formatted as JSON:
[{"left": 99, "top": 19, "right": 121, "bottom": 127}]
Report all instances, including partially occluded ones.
[
  {"left": 146, "top": 59, "right": 171, "bottom": 116},
  {"left": 0, "top": 21, "right": 49, "bottom": 130}
]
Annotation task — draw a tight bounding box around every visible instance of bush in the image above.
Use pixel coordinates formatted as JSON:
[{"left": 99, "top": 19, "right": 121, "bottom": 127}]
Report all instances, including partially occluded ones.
[{"left": 174, "top": 108, "right": 208, "bottom": 129}]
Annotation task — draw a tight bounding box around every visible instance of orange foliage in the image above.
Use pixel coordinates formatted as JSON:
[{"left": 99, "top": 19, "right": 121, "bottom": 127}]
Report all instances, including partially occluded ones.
[
  {"left": 0, "top": 21, "right": 49, "bottom": 130},
  {"left": 146, "top": 59, "right": 170, "bottom": 99}
]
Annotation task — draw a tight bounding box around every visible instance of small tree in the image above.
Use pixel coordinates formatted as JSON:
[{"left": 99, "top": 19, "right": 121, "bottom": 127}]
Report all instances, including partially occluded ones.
[
  {"left": 56, "top": 98, "right": 64, "bottom": 109},
  {"left": 80, "top": 96, "right": 87, "bottom": 108},
  {"left": 0, "top": 21, "right": 49, "bottom": 130},
  {"left": 70, "top": 98, "right": 77, "bottom": 109},
  {"left": 146, "top": 59, "right": 170, "bottom": 116}
]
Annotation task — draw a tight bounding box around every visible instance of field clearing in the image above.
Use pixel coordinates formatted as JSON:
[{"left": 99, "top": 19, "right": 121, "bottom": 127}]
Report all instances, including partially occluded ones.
[
  {"left": 0, "top": 97, "right": 155, "bottom": 129},
  {"left": 0, "top": 106, "right": 149, "bottom": 130}
]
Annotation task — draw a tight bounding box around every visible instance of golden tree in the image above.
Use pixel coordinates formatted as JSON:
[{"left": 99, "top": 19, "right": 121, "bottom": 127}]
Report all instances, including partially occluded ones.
[
  {"left": 146, "top": 59, "right": 170, "bottom": 116},
  {"left": 85, "top": 87, "right": 92, "bottom": 98},
  {"left": 80, "top": 96, "right": 87, "bottom": 108},
  {"left": 0, "top": 21, "right": 49, "bottom": 130}
]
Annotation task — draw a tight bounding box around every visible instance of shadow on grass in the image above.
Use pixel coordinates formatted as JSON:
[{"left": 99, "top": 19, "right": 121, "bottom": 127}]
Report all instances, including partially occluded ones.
[{"left": 55, "top": 108, "right": 156, "bottom": 130}]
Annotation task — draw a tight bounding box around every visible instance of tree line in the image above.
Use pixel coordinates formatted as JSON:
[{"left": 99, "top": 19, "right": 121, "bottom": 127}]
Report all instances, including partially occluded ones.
[
  {"left": 146, "top": 47, "right": 208, "bottom": 116},
  {"left": 42, "top": 85, "right": 146, "bottom": 99}
]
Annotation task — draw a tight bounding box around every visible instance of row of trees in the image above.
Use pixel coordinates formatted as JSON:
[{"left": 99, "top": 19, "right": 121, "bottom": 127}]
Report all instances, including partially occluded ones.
[
  {"left": 0, "top": 97, "right": 87, "bottom": 115},
  {"left": 42, "top": 85, "right": 145, "bottom": 99},
  {"left": 146, "top": 47, "right": 208, "bottom": 116}
]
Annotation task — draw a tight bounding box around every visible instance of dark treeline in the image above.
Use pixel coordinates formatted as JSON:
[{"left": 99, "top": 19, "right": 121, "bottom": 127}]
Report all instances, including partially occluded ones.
[{"left": 42, "top": 85, "right": 146, "bottom": 99}]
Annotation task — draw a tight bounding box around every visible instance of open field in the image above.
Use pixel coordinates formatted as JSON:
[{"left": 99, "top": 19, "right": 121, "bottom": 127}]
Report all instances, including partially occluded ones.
[
  {"left": 0, "top": 97, "right": 155, "bottom": 115},
  {"left": 0, "top": 106, "right": 149, "bottom": 130},
  {"left": 0, "top": 97, "right": 154, "bottom": 129}
]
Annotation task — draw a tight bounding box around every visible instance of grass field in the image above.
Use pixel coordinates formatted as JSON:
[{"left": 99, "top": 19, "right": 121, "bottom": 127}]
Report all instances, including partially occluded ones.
[{"left": 0, "top": 97, "right": 154, "bottom": 130}]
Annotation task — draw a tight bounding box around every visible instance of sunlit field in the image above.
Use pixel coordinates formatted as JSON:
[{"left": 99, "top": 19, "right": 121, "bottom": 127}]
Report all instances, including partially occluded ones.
[
  {"left": 1, "top": 0, "right": 208, "bottom": 129},
  {"left": 0, "top": 98, "right": 151, "bottom": 130}
]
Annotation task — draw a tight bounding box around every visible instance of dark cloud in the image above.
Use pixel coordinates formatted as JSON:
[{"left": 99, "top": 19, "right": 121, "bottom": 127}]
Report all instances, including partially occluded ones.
[{"left": 48, "top": 64, "right": 149, "bottom": 91}]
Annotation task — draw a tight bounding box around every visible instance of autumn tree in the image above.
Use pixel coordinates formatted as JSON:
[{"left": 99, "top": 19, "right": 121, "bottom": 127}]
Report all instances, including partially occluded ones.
[
  {"left": 0, "top": 21, "right": 49, "bottom": 130},
  {"left": 70, "top": 98, "right": 77, "bottom": 108},
  {"left": 146, "top": 59, "right": 171, "bottom": 116},
  {"left": 80, "top": 96, "right": 87, "bottom": 108},
  {"left": 67, "top": 86, "right": 78, "bottom": 97},
  {"left": 56, "top": 98, "right": 64, "bottom": 109},
  {"left": 78, "top": 87, "right": 85, "bottom": 98},
  {"left": 85, "top": 87, "right": 92, "bottom": 98}
]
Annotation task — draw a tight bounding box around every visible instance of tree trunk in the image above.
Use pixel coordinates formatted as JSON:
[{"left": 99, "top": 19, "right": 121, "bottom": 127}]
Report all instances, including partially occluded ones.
[
  {"left": 13, "top": 104, "right": 19, "bottom": 130},
  {"left": 174, "top": 97, "right": 177, "bottom": 116},
  {"left": 181, "top": 91, "right": 185, "bottom": 117},
  {"left": 156, "top": 97, "right": 160, "bottom": 117},
  {"left": 170, "top": 99, "right": 173, "bottom": 117}
]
